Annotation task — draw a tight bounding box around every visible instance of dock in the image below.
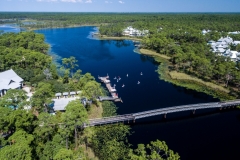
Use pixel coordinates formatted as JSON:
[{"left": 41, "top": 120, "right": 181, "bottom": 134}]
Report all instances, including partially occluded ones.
[{"left": 98, "top": 75, "right": 122, "bottom": 102}]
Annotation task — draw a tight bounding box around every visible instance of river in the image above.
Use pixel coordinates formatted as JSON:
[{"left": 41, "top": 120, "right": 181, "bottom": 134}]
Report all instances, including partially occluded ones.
[{"left": 32, "top": 26, "right": 240, "bottom": 159}]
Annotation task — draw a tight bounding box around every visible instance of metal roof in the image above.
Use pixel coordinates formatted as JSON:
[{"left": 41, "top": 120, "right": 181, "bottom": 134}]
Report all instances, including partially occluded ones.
[{"left": 0, "top": 69, "right": 23, "bottom": 90}]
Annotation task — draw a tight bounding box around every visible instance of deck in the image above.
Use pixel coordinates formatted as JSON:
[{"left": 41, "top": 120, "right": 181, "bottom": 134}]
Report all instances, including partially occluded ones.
[{"left": 98, "top": 75, "right": 122, "bottom": 102}]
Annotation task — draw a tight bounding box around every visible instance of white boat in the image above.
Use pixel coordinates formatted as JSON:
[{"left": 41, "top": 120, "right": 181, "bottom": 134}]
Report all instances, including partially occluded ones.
[
  {"left": 126, "top": 74, "right": 128, "bottom": 77},
  {"left": 122, "top": 84, "right": 125, "bottom": 87},
  {"left": 140, "top": 72, "right": 143, "bottom": 75},
  {"left": 138, "top": 81, "right": 140, "bottom": 84}
]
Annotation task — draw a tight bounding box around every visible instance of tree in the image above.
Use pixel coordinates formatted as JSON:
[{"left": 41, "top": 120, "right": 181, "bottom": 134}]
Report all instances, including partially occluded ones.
[
  {"left": 127, "top": 139, "right": 180, "bottom": 160},
  {"left": 82, "top": 81, "right": 103, "bottom": 100},
  {"left": 91, "top": 124, "right": 130, "bottom": 160},
  {"left": 53, "top": 148, "right": 74, "bottom": 160},
  {"left": 77, "top": 73, "right": 95, "bottom": 89},
  {"left": 62, "top": 56, "right": 78, "bottom": 77},
  {"left": 0, "top": 130, "right": 34, "bottom": 160},
  {"left": 61, "top": 100, "right": 88, "bottom": 149},
  {"left": 31, "top": 82, "right": 53, "bottom": 112},
  {"left": 0, "top": 89, "right": 28, "bottom": 109}
]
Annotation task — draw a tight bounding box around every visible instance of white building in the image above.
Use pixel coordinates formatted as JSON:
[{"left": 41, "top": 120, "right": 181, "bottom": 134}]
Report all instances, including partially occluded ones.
[
  {"left": 209, "top": 36, "right": 240, "bottom": 61},
  {"left": 0, "top": 69, "right": 23, "bottom": 97},
  {"left": 228, "top": 31, "right": 240, "bottom": 35},
  {"left": 123, "top": 26, "right": 149, "bottom": 37},
  {"left": 202, "top": 29, "right": 211, "bottom": 35}
]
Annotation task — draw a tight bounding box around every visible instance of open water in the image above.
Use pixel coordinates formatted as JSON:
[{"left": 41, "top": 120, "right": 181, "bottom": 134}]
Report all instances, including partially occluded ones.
[{"left": 33, "top": 26, "right": 240, "bottom": 160}]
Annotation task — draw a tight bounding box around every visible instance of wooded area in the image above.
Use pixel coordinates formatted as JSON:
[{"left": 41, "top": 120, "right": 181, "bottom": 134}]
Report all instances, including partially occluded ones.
[{"left": 0, "top": 21, "right": 179, "bottom": 159}]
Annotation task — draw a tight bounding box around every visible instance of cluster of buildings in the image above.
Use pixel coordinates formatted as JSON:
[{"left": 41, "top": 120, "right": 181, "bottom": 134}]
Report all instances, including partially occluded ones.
[
  {"left": 208, "top": 36, "right": 240, "bottom": 62},
  {"left": 122, "top": 26, "right": 149, "bottom": 37},
  {"left": 0, "top": 69, "right": 84, "bottom": 112}
]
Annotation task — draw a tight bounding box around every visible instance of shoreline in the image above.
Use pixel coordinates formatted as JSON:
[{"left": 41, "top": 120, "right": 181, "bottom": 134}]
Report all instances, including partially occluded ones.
[
  {"left": 29, "top": 24, "right": 236, "bottom": 100},
  {"left": 97, "top": 34, "right": 142, "bottom": 41},
  {"left": 139, "top": 48, "right": 234, "bottom": 100}
]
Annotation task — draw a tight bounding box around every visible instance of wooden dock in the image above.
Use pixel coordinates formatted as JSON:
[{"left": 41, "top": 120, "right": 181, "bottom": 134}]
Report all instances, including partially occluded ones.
[{"left": 98, "top": 75, "right": 122, "bottom": 102}]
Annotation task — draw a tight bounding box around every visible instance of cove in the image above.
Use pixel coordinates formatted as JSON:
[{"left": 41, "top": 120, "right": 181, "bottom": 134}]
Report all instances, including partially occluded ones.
[{"left": 35, "top": 26, "right": 240, "bottom": 160}]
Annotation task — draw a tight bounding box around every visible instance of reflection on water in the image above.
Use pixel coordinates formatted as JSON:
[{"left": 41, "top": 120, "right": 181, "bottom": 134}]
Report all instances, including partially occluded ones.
[{"left": 34, "top": 26, "right": 240, "bottom": 160}]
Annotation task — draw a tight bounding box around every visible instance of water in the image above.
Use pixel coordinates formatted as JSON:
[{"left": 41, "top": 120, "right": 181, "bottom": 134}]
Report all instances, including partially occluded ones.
[
  {"left": 35, "top": 26, "right": 240, "bottom": 160},
  {"left": 0, "top": 24, "right": 21, "bottom": 33}
]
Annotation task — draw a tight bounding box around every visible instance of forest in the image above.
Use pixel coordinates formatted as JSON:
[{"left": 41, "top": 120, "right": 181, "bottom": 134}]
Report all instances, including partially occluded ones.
[{"left": 0, "top": 30, "right": 180, "bottom": 159}]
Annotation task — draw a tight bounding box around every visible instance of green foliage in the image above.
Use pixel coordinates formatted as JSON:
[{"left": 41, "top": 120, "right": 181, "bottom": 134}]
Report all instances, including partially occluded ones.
[
  {"left": 0, "top": 130, "right": 34, "bottom": 160},
  {"left": 128, "top": 140, "right": 180, "bottom": 160},
  {"left": 102, "top": 101, "right": 118, "bottom": 117},
  {"left": 0, "top": 89, "right": 28, "bottom": 109},
  {"left": 53, "top": 148, "right": 74, "bottom": 160},
  {"left": 31, "top": 82, "right": 54, "bottom": 112},
  {"left": 90, "top": 124, "right": 130, "bottom": 160}
]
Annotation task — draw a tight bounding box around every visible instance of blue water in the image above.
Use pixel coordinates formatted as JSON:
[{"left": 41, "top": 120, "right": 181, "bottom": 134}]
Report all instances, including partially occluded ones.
[
  {"left": 0, "top": 24, "right": 21, "bottom": 33},
  {"left": 35, "top": 26, "right": 240, "bottom": 160}
]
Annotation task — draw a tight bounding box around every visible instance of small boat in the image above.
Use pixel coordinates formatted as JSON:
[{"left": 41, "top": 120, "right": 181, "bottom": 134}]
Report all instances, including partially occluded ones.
[
  {"left": 126, "top": 74, "right": 128, "bottom": 77},
  {"left": 138, "top": 81, "right": 140, "bottom": 84},
  {"left": 119, "top": 78, "right": 121, "bottom": 81},
  {"left": 114, "top": 77, "right": 117, "bottom": 79},
  {"left": 140, "top": 72, "right": 143, "bottom": 75},
  {"left": 122, "top": 84, "right": 125, "bottom": 87},
  {"left": 117, "top": 80, "right": 119, "bottom": 82}
]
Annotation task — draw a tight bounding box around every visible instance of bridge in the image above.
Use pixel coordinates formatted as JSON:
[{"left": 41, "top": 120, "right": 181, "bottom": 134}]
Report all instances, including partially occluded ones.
[{"left": 84, "top": 100, "right": 240, "bottom": 127}]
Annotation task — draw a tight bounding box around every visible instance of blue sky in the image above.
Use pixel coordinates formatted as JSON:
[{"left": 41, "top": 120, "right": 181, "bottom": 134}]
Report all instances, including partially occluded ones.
[{"left": 0, "top": 0, "right": 240, "bottom": 12}]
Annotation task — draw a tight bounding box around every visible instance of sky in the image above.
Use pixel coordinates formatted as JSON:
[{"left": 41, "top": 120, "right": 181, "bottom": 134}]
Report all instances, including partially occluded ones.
[{"left": 0, "top": 0, "right": 240, "bottom": 12}]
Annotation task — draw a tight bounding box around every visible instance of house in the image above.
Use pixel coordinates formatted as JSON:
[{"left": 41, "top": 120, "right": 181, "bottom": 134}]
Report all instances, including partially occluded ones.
[
  {"left": 202, "top": 29, "right": 211, "bottom": 35},
  {"left": 123, "top": 26, "right": 149, "bottom": 37},
  {"left": 0, "top": 69, "right": 23, "bottom": 97},
  {"left": 228, "top": 31, "right": 240, "bottom": 35}
]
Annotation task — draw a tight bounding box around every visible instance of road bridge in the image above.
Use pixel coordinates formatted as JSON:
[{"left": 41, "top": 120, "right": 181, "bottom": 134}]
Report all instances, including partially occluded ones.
[{"left": 84, "top": 100, "right": 240, "bottom": 127}]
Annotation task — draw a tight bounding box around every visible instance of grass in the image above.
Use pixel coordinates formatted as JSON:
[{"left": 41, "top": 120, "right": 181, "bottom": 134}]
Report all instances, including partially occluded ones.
[
  {"left": 138, "top": 48, "right": 235, "bottom": 100},
  {"left": 87, "top": 104, "right": 103, "bottom": 119},
  {"left": 169, "top": 71, "right": 230, "bottom": 93},
  {"left": 98, "top": 35, "right": 142, "bottom": 41},
  {"left": 139, "top": 48, "right": 171, "bottom": 60}
]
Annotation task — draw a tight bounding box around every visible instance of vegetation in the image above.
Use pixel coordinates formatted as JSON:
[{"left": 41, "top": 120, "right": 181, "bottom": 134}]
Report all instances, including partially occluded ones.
[{"left": 0, "top": 26, "right": 179, "bottom": 159}]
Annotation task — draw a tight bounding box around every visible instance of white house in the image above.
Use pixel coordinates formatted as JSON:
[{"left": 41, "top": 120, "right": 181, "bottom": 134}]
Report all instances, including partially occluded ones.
[
  {"left": 202, "top": 29, "right": 211, "bottom": 35},
  {"left": 228, "top": 31, "right": 240, "bottom": 35},
  {"left": 123, "top": 26, "right": 149, "bottom": 37},
  {"left": 0, "top": 69, "right": 23, "bottom": 97}
]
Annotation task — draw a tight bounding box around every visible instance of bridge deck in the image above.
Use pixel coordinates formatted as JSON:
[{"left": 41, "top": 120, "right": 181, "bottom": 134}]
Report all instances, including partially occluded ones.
[{"left": 84, "top": 100, "right": 240, "bottom": 127}]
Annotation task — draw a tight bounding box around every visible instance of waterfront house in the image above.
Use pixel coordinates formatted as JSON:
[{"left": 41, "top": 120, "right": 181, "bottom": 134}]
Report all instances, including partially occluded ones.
[{"left": 0, "top": 69, "right": 23, "bottom": 97}]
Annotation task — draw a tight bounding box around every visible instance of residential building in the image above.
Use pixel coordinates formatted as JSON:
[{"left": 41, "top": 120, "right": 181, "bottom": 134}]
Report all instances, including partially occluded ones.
[{"left": 0, "top": 69, "right": 23, "bottom": 97}]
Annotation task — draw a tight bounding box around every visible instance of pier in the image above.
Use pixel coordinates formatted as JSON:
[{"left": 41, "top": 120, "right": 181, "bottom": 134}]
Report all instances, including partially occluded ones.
[{"left": 98, "top": 75, "right": 122, "bottom": 102}]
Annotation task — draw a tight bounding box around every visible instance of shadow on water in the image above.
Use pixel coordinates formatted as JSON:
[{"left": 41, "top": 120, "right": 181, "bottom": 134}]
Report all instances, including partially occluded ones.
[{"left": 34, "top": 26, "right": 240, "bottom": 160}]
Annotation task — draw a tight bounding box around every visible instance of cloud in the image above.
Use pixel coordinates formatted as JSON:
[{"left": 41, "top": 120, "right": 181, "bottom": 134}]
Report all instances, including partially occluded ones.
[
  {"left": 37, "top": 0, "right": 84, "bottom": 2},
  {"left": 118, "top": 0, "right": 124, "bottom": 4},
  {"left": 36, "top": 0, "right": 58, "bottom": 2},
  {"left": 85, "top": 0, "right": 92, "bottom": 3},
  {"left": 105, "top": 1, "right": 112, "bottom": 3},
  {"left": 61, "top": 0, "right": 83, "bottom": 2}
]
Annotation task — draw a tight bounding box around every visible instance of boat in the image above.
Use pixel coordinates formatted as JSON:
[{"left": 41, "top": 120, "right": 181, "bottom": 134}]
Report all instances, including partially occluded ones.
[
  {"left": 126, "top": 74, "right": 128, "bottom": 77},
  {"left": 138, "top": 81, "right": 140, "bottom": 84},
  {"left": 140, "top": 72, "right": 143, "bottom": 75},
  {"left": 122, "top": 84, "right": 125, "bottom": 87},
  {"left": 114, "top": 77, "right": 117, "bottom": 79}
]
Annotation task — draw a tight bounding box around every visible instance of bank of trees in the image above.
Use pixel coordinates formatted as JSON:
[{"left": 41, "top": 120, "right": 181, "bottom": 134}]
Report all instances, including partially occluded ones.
[{"left": 0, "top": 30, "right": 179, "bottom": 159}]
